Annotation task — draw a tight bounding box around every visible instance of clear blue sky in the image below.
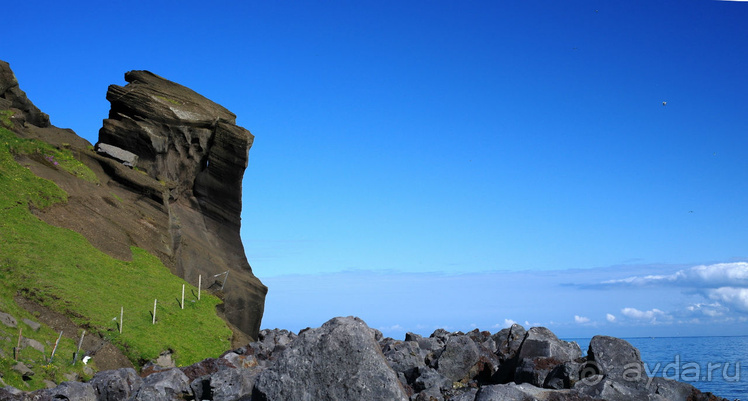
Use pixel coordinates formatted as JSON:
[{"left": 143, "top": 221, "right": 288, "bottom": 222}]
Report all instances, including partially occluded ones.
[{"left": 4, "top": 0, "right": 748, "bottom": 338}]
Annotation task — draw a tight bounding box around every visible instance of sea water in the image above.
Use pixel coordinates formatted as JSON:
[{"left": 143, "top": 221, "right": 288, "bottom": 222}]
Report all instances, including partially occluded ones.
[{"left": 569, "top": 336, "right": 746, "bottom": 401}]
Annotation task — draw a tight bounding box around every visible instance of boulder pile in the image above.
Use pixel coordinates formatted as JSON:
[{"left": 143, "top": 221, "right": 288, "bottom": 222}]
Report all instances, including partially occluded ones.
[{"left": 0, "top": 316, "right": 728, "bottom": 401}]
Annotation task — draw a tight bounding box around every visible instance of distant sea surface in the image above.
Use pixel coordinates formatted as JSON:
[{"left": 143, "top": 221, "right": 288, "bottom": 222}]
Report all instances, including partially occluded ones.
[{"left": 568, "top": 336, "right": 746, "bottom": 401}]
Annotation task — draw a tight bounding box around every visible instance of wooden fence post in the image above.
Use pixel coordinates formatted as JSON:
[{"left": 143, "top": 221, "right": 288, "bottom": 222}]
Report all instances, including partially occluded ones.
[
  {"left": 73, "top": 330, "right": 85, "bottom": 364},
  {"left": 49, "top": 331, "right": 63, "bottom": 363},
  {"left": 14, "top": 328, "right": 22, "bottom": 360}
]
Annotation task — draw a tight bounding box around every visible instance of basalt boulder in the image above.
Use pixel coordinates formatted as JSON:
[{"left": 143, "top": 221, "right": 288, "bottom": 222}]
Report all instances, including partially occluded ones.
[
  {"left": 513, "top": 327, "right": 582, "bottom": 387},
  {"left": 253, "top": 316, "right": 409, "bottom": 401}
]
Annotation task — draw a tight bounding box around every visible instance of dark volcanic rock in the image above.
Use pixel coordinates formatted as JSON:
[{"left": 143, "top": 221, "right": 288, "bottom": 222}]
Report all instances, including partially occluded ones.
[
  {"left": 543, "top": 360, "right": 585, "bottom": 390},
  {"left": 475, "top": 382, "right": 535, "bottom": 400},
  {"left": 516, "top": 327, "right": 582, "bottom": 364},
  {"left": 210, "top": 366, "right": 262, "bottom": 401},
  {"left": 513, "top": 327, "right": 582, "bottom": 388},
  {"left": 89, "top": 368, "right": 143, "bottom": 401},
  {"left": 413, "top": 367, "right": 451, "bottom": 393},
  {"left": 39, "top": 381, "right": 97, "bottom": 401},
  {"left": 382, "top": 339, "right": 427, "bottom": 384},
  {"left": 492, "top": 323, "right": 527, "bottom": 383},
  {"left": 494, "top": 323, "right": 526, "bottom": 362},
  {"left": 0, "top": 60, "right": 50, "bottom": 127},
  {"left": 585, "top": 335, "right": 646, "bottom": 382},
  {"left": 96, "top": 70, "right": 266, "bottom": 339},
  {"left": 437, "top": 335, "right": 481, "bottom": 383},
  {"left": 253, "top": 316, "right": 409, "bottom": 401},
  {"left": 573, "top": 336, "right": 652, "bottom": 400},
  {"left": 132, "top": 368, "right": 191, "bottom": 401}
]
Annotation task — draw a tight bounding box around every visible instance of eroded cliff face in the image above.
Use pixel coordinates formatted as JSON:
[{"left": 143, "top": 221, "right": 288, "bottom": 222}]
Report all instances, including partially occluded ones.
[
  {"left": 1, "top": 61, "right": 266, "bottom": 341},
  {"left": 96, "top": 71, "right": 267, "bottom": 339}
]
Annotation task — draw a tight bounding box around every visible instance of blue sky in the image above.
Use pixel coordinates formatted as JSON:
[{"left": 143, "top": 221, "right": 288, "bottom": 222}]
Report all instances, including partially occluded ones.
[{"left": 4, "top": 0, "right": 748, "bottom": 339}]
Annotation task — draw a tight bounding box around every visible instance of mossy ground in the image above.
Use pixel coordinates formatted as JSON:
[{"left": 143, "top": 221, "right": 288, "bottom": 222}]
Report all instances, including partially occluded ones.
[{"left": 0, "top": 123, "right": 233, "bottom": 390}]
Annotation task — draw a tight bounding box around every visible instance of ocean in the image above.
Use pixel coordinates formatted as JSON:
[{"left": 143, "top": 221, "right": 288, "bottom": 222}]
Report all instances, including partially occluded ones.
[{"left": 569, "top": 336, "right": 746, "bottom": 401}]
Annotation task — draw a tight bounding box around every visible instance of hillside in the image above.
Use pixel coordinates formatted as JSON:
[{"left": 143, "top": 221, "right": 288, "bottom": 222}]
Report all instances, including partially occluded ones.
[{"left": 0, "top": 60, "right": 264, "bottom": 390}]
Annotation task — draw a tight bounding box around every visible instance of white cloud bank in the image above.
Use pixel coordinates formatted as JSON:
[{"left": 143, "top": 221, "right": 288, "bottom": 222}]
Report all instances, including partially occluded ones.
[
  {"left": 706, "top": 287, "right": 748, "bottom": 313},
  {"left": 604, "top": 262, "right": 748, "bottom": 287},
  {"left": 604, "top": 262, "right": 748, "bottom": 317}
]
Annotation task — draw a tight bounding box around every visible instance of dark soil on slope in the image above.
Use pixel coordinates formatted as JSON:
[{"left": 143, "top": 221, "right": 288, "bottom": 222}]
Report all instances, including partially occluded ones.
[{"left": 14, "top": 296, "right": 134, "bottom": 371}]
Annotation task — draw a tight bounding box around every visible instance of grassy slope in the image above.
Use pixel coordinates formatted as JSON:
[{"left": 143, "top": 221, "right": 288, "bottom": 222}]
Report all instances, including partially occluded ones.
[{"left": 0, "top": 120, "right": 232, "bottom": 389}]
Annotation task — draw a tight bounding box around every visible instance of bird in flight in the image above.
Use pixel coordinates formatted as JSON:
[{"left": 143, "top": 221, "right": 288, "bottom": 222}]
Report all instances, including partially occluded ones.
[{"left": 662, "top": 101, "right": 667, "bottom": 106}]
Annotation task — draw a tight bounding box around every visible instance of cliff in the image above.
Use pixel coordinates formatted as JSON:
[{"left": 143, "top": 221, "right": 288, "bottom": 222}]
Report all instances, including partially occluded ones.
[
  {"left": 95, "top": 70, "right": 267, "bottom": 340},
  {"left": 0, "top": 60, "right": 266, "bottom": 342}
]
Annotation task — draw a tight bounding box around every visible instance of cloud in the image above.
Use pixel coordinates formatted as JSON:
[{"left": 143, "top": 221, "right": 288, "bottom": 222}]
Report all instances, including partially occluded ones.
[
  {"left": 687, "top": 263, "right": 748, "bottom": 285},
  {"left": 705, "top": 287, "right": 748, "bottom": 313},
  {"left": 574, "top": 315, "right": 590, "bottom": 324},
  {"left": 600, "top": 263, "right": 748, "bottom": 319},
  {"left": 603, "top": 262, "right": 748, "bottom": 288},
  {"left": 606, "top": 313, "right": 616, "bottom": 322},
  {"left": 504, "top": 319, "right": 517, "bottom": 328},
  {"left": 621, "top": 307, "right": 670, "bottom": 323},
  {"left": 378, "top": 324, "right": 403, "bottom": 332},
  {"left": 686, "top": 303, "right": 724, "bottom": 317}
]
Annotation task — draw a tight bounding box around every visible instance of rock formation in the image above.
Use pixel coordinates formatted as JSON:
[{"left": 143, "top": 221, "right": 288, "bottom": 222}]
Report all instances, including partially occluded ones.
[
  {"left": 0, "top": 61, "right": 50, "bottom": 128},
  {"left": 0, "top": 60, "right": 266, "bottom": 341},
  {"left": 0, "top": 317, "right": 729, "bottom": 401},
  {"left": 96, "top": 70, "right": 266, "bottom": 340}
]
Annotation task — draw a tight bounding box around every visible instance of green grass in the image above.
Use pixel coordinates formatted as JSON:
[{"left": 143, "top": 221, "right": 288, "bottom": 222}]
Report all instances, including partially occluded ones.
[
  {"left": 0, "top": 125, "right": 233, "bottom": 389},
  {"left": 0, "top": 285, "right": 92, "bottom": 390},
  {"left": 0, "top": 110, "right": 12, "bottom": 129},
  {"left": 2, "top": 117, "right": 98, "bottom": 184}
]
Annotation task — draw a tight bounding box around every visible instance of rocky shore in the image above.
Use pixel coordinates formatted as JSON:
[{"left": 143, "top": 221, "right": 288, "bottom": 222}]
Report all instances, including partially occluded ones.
[{"left": 0, "top": 316, "right": 728, "bottom": 401}]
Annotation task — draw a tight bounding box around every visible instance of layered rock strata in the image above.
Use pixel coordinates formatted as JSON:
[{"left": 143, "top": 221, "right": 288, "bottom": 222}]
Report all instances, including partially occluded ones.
[
  {"left": 95, "top": 70, "right": 266, "bottom": 339},
  {"left": 0, "top": 317, "right": 729, "bottom": 401},
  {"left": 1, "top": 60, "right": 266, "bottom": 340}
]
